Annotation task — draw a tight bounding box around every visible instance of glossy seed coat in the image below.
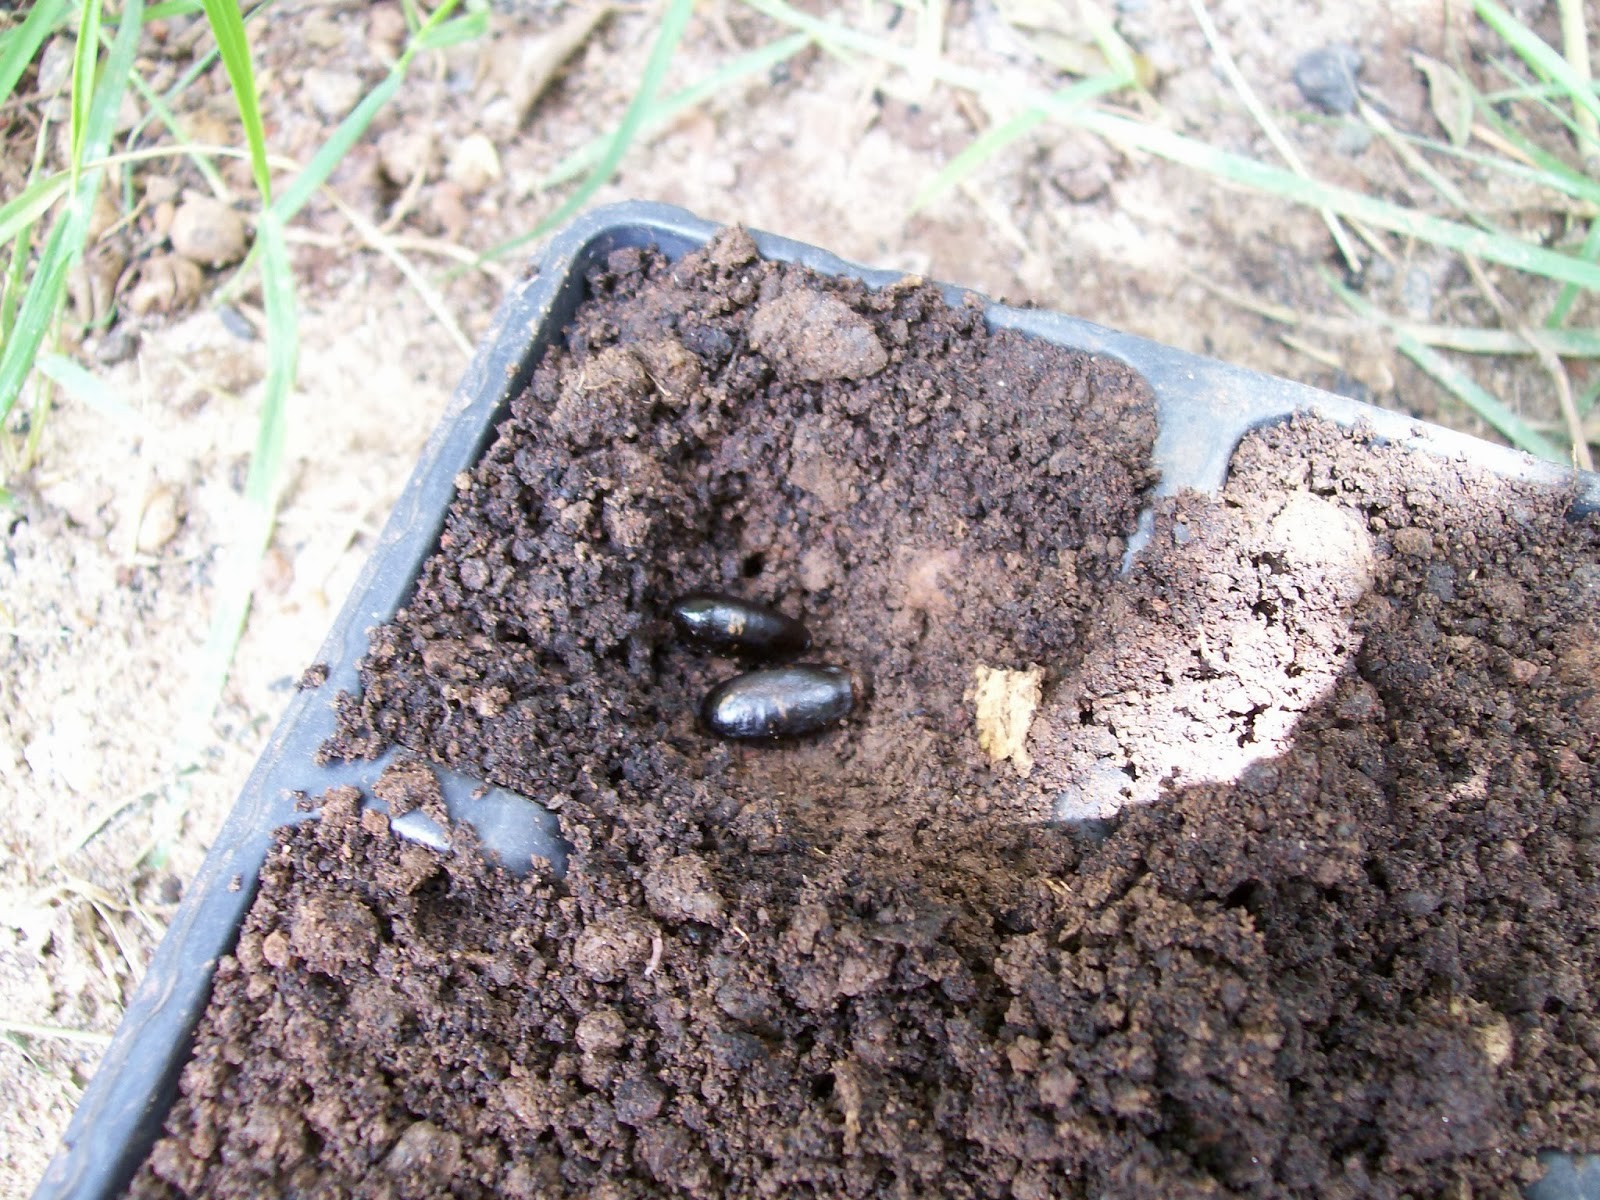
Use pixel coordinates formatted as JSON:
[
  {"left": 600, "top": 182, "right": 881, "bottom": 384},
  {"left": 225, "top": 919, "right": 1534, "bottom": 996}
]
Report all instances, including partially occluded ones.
[
  {"left": 701, "top": 665, "right": 856, "bottom": 740},
  {"left": 669, "top": 591, "right": 811, "bottom": 659}
]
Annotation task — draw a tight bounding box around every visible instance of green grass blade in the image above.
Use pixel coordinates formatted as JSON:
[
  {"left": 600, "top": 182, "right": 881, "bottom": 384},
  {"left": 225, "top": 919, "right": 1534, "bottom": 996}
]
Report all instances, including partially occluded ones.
[
  {"left": 79, "top": 0, "right": 138, "bottom": 157},
  {"left": 179, "top": 0, "right": 472, "bottom": 728},
  {"left": 1331, "top": 273, "right": 1566, "bottom": 462},
  {"left": 0, "top": 0, "right": 69, "bottom": 108},
  {"left": 199, "top": 0, "right": 271, "bottom": 199},
  {"left": 1082, "top": 0, "right": 1139, "bottom": 86},
  {"left": 273, "top": 74, "right": 403, "bottom": 221},
  {"left": 2, "top": 78, "right": 56, "bottom": 350},
  {"left": 3, "top": 143, "right": 275, "bottom": 236},
  {"left": 126, "top": 1, "right": 273, "bottom": 153},
  {"left": 183, "top": 211, "right": 297, "bottom": 742},
  {"left": 1359, "top": 100, "right": 1503, "bottom": 234},
  {"left": 1418, "top": 325, "right": 1600, "bottom": 356},
  {"left": 1, "top": 222, "right": 36, "bottom": 347},
  {"left": 141, "top": 0, "right": 205, "bottom": 18},
  {"left": 542, "top": 33, "right": 811, "bottom": 191},
  {"left": 415, "top": 9, "right": 488, "bottom": 52},
  {"left": 1072, "top": 109, "right": 1600, "bottom": 291},
  {"left": 1555, "top": 0, "right": 1598, "bottom": 152},
  {"left": 1578, "top": 371, "right": 1600, "bottom": 418},
  {"left": 0, "top": 173, "right": 73, "bottom": 249},
  {"left": 1488, "top": 54, "right": 1591, "bottom": 144},
  {"left": 743, "top": 0, "right": 1018, "bottom": 88},
  {"left": 0, "top": 0, "right": 141, "bottom": 424},
  {"left": 247, "top": 214, "right": 296, "bottom": 506},
  {"left": 34, "top": 352, "right": 148, "bottom": 430},
  {"left": 1548, "top": 217, "right": 1600, "bottom": 328},
  {"left": 273, "top": 0, "right": 462, "bottom": 222},
  {"left": 1395, "top": 339, "right": 1567, "bottom": 462},
  {"left": 913, "top": 107, "right": 1049, "bottom": 212},
  {"left": 1482, "top": 80, "right": 1600, "bottom": 104},
  {"left": 483, "top": 0, "right": 694, "bottom": 263},
  {"left": 0, "top": 219, "right": 73, "bottom": 426},
  {"left": 69, "top": 0, "right": 107, "bottom": 182},
  {"left": 913, "top": 73, "right": 1124, "bottom": 211},
  {"left": 182, "top": 0, "right": 467, "bottom": 726},
  {"left": 1385, "top": 123, "right": 1600, "bottom": 209},
  {"left": 1476, "top": 0, "right": 1600, "bottom": 130}
]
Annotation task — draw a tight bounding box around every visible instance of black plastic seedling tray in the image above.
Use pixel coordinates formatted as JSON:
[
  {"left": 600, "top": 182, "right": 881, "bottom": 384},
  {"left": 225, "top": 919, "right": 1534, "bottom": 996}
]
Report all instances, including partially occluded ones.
[{"left": 35, "top": 202, "right": 1600, "bottom": 1200}]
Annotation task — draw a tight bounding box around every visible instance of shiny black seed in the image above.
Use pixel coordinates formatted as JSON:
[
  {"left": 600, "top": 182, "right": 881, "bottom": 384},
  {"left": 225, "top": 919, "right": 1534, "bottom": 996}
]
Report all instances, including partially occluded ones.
[
  {"left": 669, "top": 591, "right": 811, "bottom": 659},
  {"left": 701, "top": 665, "right": 856, "bottom": 740}
]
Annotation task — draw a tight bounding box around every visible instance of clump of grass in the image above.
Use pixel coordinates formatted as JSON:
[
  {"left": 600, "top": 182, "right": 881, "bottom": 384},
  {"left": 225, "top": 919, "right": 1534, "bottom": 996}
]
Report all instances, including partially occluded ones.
[
  {"left": 0, "top": 0, "right": 144, "bottom": 450},
  {"left": 0, "top": 0, "right": 489, "bottom": 740},
  {"left": 739, "top": 0, "right": 1598, "bottom": 467}
]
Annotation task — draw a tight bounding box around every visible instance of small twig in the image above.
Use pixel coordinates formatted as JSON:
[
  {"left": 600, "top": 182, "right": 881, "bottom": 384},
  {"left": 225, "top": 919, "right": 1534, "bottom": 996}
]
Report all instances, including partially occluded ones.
[
  {"left": 378, "top": 61, "right": 447, "bottom": 238},
  {"left": 279, "top": 227, "right": 344, "bottom": 249},
  {"left": 0, "top": 1020, "right": 113, "bottom": 1048},
  {"left": 1187, "top": 0, "right": 1366, "bottom": 273},
  {"left": 706, "top": 0, "right": 743, "bottom": 54},
  {"left": 387, "top": 235, "right": 514, "bottom": 286},
  {"left": 952, "top": 90, "right": 987, "bottom": 136},
  {"left": 1348, "top": 219, "right": 1400, "bottom": 268},
  {"left": 957, "top": 179, "right": 1030, "bottom": 258},
  {"left": 1185, "top": 271, "right": 1308, "bottom": 326},
  {"left": 910, "top": 0, "right": 948, "bottom": 102},
  {"left": 1464, "top": 255, "right": 1593, "bottom": 469},
  {"left": 376, "top": 160, "right": 429, "bottom": 238},
  {"left": 1187, "top": 270, "right": 1600, "bottom": 357},
  {"left": 0, "top": 91, "right": 51, "bottom": 115},
  {"left": 1358, "top": 100, "right": 1511, "bottom": 242},
  {"left": 1280, "top": 332, "right": 1344, "bottom": 370},
  {"left": 1468, "top": 120, "right": 1538, "bottom": 166},
  {"left": 53, "top": 796, "right": 148, "bottom": 867},
  {"left": 322, "top": 190, "right": 474, "bottom": 359}
]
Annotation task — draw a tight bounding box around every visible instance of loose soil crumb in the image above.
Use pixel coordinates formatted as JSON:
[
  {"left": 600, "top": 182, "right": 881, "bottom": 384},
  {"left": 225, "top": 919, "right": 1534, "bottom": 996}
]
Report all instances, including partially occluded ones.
[
  {"left": 371, "top": 756, "right": 449, "bottom": 825},
  {"left": 129, "top": 236, "right": 1599, "bottom": 1199}
]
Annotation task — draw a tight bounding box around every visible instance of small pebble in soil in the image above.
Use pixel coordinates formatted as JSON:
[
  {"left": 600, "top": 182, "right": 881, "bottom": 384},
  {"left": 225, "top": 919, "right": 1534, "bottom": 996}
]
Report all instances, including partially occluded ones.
[
  {"left": 669, "top": 591, "right": 811, "bottom": 659},
  {"left": 134, "top": 485, "right": 182, "bottom": 555},
  {"left": 127, "top": 254, "right": 203, "bottom": 315},
  {"left": 216, "top": 304, "right": 258, "bottom": 341},
  {"left": 169, "top": 195, "right": 248, "bottom": 268},
  {"left": 1292, "top": 43, "right": 1364, "bottom": 114},
  {"left": 701, "top": 664, "right": 857, "bottom": 740},
  {"left": 92, "top": 326, "right": 139, "bottom": 366}
]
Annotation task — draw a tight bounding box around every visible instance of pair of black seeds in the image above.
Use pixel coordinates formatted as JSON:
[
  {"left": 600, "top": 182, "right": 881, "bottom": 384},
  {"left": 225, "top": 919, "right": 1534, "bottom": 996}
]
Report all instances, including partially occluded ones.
[{"left": 668, "top": 592, "right": 857, "bottom": 740}]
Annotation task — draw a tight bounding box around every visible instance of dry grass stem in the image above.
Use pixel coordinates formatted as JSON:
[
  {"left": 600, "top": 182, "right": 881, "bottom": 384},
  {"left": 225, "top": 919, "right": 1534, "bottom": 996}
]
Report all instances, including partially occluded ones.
[
  {"left": 1186, "top": 0, "right": 1366, "bottom": 272},
  {"left": 0, "top": 1020, "right": 113, "bottom": 1047},
  {"left": 1464, "top": 255, "right": 1592, "bottom": 469}
]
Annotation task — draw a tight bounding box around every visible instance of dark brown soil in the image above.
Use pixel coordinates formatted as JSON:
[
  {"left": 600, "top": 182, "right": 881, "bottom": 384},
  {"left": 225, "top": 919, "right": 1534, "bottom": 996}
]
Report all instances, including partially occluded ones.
[{"left": 129, "top": 234, "right": 1600, "bottom": 1199}]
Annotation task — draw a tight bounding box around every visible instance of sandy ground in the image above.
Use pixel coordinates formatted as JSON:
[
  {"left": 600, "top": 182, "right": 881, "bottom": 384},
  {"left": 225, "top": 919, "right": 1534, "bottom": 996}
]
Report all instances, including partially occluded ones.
[{"left": 2, "top": 0, "right": 1592, "bottom": 1192}]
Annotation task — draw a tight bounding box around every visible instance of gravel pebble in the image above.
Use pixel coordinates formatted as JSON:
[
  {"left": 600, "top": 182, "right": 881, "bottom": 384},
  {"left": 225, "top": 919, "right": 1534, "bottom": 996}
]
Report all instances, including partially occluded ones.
[
  {"left": 170, "top": 196, "right": 248, "bottom": 268},
  {"left": 1293, "top": 44, "right": 1363, "bottom": 114}
]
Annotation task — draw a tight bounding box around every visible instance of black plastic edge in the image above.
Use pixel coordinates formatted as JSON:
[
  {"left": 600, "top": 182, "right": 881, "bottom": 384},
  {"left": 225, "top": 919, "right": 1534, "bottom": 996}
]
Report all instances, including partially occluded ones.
[{"left": 35, "top": 200, "right": 1600, "bottom": 1200}]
